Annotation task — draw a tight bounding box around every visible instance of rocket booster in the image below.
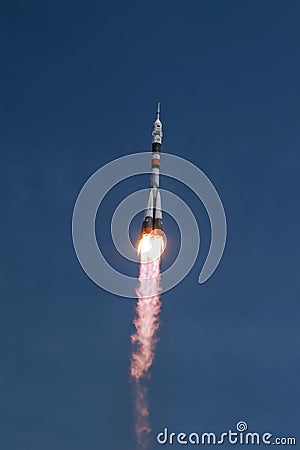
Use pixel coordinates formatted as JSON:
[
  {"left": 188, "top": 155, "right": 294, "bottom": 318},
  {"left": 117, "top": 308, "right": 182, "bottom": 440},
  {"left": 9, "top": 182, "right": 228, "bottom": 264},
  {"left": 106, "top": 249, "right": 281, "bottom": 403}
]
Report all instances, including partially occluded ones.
[{"left": 141, "top": 103, "right": 163, "bottom": 237}]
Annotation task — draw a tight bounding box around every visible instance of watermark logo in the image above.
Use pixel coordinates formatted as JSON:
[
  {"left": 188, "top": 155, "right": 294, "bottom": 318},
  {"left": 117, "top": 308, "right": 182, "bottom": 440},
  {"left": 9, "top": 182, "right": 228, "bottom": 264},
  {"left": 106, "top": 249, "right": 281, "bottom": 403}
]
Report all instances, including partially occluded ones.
[
  {"left": 156, "top": 421, "right": 297, "bottom": 446},
  {"left": 72, "top": 152, "right": 227, "bottom": 298},
  {"left": 236, "top": 421, "right": 248, "bottom": 432}
]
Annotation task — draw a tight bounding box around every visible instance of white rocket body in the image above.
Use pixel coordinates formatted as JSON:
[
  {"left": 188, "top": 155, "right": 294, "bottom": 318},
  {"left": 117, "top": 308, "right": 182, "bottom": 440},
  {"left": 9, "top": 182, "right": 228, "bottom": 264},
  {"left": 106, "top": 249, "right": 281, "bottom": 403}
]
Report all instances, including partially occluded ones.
[{"left": 141, "top": 104, "right": 163, "bottom": 236}]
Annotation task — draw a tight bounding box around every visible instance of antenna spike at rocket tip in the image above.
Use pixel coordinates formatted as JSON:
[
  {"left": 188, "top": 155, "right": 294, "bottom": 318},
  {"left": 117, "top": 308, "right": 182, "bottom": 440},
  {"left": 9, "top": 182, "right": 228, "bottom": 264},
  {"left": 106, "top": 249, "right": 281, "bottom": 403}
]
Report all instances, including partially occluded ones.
[{"left": 157, "top": 102, "right": 160, "bottom": 119}]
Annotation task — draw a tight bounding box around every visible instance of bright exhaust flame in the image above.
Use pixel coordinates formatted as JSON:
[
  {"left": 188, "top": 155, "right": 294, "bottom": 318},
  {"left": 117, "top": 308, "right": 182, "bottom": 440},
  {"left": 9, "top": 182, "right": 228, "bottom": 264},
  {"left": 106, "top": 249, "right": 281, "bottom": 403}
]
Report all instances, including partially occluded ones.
[
  {"left": 138, "top": 233, "right": 166, "bottom": 260},
  {"left": 138, "top": 235, "right": 152, "bottom": 254},
  {"left": 130, "top": 233, "right": 165, "bottom": 448}
]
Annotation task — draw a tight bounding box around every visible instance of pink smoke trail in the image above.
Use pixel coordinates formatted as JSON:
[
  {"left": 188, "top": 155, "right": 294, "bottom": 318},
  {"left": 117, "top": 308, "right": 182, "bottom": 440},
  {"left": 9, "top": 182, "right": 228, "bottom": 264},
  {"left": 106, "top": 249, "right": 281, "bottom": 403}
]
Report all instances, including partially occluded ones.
[{"left": 130, "top": 241, "right": 162, "bottom": 449}]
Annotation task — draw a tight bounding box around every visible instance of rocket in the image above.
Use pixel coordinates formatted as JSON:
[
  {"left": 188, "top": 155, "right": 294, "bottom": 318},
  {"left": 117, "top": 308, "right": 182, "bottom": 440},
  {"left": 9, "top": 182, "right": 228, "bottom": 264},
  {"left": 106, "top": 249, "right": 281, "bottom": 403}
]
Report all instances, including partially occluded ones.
[{"left": 141, "top": 103, "right": 164, "bottom": 238}]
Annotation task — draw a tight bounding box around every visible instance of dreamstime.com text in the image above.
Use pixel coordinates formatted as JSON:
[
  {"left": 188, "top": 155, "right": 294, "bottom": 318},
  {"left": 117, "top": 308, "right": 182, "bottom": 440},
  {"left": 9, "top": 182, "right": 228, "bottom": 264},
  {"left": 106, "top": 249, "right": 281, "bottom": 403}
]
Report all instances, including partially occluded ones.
[{"left": 156, "top": 421, "right": 296, "bottom": 446}]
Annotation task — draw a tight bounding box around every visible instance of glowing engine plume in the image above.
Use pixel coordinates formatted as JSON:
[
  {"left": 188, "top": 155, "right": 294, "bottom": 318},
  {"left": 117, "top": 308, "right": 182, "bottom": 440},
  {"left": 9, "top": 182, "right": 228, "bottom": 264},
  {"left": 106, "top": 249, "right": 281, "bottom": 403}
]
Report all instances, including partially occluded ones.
[{"left": 130, "top": 234, "right": 164, "bottom": 448}]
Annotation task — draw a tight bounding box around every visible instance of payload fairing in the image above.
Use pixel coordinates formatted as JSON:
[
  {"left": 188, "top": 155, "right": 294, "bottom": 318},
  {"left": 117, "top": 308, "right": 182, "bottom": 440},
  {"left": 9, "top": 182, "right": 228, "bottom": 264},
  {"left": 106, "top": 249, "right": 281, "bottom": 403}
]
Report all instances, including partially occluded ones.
[{"left": 141, "top": 103, "right": 164, "bottom": 238}]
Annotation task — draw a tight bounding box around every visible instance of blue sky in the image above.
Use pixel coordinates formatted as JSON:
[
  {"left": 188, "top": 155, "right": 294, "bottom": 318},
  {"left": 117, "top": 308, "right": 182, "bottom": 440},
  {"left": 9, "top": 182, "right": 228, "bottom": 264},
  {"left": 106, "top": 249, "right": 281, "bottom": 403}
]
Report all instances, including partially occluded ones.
[{"left": 1, "top": 1, "right": 299, "bottom": 449}]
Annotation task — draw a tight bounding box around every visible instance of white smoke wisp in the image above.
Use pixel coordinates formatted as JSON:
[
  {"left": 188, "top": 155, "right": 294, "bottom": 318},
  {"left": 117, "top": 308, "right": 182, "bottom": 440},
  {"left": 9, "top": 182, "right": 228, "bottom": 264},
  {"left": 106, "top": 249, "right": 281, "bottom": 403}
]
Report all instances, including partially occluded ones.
[{"left": 130, "top": 235, "right": 163, "bottom": 449}]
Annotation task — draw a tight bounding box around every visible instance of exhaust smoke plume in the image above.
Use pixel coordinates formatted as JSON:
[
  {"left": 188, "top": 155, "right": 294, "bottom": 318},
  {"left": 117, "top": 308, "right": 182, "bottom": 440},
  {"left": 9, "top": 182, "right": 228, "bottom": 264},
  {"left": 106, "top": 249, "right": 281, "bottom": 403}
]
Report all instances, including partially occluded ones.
[{"left": 130, "top": 235, "right": 164, "bottom": 448}]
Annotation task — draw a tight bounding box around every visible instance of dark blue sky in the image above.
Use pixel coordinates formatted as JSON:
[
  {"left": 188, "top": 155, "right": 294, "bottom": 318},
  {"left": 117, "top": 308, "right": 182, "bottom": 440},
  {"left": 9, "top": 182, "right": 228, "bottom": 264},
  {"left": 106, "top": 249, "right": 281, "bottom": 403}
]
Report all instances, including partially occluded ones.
[{"left": 1, "top": 1, "right": 300, "bottom": 448}]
